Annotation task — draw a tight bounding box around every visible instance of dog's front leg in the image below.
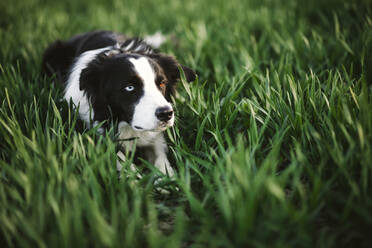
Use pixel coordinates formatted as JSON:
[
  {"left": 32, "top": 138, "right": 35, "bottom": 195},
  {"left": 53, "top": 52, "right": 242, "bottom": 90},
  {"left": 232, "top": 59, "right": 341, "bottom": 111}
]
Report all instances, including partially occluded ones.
[
  {"left": 116, "top": 150, "right": 142, "bottom": 179},
  {"left": 153, "top": 136, "right": 174, "bottom": 177},
  {"left": 154, "top": 152, "right": 174, "bottom": 177}
]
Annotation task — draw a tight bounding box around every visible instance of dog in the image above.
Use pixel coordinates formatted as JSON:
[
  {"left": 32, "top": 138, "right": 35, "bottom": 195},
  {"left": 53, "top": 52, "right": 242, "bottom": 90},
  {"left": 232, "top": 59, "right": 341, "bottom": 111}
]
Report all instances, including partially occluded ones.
[{"left": 42, "top": 30, "right": 196, "bottom": 177}]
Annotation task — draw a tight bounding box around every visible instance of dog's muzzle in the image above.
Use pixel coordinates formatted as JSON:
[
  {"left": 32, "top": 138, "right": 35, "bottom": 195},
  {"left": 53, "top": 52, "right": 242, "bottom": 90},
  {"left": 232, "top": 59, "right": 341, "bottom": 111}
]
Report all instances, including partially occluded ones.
[{"left": 155, "top": 106, "right": 173, "bottom": 122}]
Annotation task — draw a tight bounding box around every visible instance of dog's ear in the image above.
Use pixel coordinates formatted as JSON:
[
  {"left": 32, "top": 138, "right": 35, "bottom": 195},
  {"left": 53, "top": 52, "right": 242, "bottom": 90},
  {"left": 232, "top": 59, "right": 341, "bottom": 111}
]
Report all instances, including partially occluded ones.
[
  {"left": 150, "top": 53, "right": 196, "bottom": 83},
  {"left": 79, "top": 53, "right": 109, "bottom": 91},
  {"left": 80, "top": 50, "right": 123, "bottom": 91},
  {"left": 149, "top": 53, "right": 196, "bottom": 100},
  {"left": 80, "top": 65, "right": 100, "bottom": 91},
  {"left": 180, "top": 65, "right": 197, "bottom": 83}
]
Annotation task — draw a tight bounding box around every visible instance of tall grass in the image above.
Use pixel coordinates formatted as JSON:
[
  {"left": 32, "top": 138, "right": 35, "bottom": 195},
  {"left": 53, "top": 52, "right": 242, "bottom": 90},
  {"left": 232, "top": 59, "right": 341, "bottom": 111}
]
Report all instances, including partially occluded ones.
[{"left": 1, "top": 0, "right": 372, "bottom": 247}]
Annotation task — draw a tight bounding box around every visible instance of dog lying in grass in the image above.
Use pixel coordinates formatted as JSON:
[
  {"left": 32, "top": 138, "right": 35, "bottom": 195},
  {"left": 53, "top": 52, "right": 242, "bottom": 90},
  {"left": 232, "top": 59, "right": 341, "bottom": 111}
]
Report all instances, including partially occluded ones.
[{"left": 42, "top": 30, "right": 196, "bottom": 178}]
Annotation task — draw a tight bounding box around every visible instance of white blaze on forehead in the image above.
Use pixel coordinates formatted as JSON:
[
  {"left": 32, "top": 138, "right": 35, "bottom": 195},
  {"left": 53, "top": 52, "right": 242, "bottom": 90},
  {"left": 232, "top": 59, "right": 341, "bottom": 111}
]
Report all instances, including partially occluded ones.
[
  {"left": 129, "top": 57, "right": 156, "bottom": 88},
  {"left": 129, "top": 57, "right": 173, "bottom": 131}
]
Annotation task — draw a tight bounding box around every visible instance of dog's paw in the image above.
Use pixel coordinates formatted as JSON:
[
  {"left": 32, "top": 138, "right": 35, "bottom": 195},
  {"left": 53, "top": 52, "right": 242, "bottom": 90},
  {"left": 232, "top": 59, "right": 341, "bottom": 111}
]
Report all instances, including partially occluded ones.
[
  {"left": 154, "top": 177, "right": 179, "bottom": 195},
  {"left": 116, "top": 152, "right": 142, "bottom": 180},
  {"left": 154, "top": 156, "right": 175, "bottom": 177}
]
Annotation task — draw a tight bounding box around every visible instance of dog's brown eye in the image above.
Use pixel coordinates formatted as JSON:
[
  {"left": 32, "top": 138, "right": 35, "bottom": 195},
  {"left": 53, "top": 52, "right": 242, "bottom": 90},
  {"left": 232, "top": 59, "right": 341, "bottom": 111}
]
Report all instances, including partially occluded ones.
[{"left": 158, "top": 80, "right": 166, "bottom": 88}]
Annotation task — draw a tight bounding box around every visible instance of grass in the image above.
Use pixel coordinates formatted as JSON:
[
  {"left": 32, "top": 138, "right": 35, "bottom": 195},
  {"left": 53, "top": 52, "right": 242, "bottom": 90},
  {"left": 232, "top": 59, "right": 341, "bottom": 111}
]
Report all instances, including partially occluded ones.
[{"left": 1, "top": 0, "right": 372, "bottom": 247}]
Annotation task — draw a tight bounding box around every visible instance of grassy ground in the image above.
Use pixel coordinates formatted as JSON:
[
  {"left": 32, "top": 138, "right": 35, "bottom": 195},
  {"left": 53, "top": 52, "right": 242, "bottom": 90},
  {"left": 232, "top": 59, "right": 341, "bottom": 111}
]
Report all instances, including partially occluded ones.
[{"left": 1, "top": 0, "right": 372, "bottom": 247}]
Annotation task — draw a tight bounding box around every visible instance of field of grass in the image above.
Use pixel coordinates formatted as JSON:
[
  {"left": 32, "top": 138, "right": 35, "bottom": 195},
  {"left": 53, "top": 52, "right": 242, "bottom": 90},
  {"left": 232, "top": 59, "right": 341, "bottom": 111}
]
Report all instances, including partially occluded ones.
[{"left": 1, "top": 0, "right": 372, "bottom": 247}]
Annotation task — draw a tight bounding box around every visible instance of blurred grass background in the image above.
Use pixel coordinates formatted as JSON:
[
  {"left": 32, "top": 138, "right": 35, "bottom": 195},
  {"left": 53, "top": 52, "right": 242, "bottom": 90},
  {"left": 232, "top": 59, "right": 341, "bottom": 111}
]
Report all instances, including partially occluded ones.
[{"left": 1, "top": 0, "right": 372, "bottom": 247}]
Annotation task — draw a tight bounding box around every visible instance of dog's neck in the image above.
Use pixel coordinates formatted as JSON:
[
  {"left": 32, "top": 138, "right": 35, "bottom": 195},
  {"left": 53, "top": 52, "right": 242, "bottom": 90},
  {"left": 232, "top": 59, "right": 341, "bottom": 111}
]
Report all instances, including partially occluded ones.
[{"left": 117, "top": 121, "right": 164, "bottom": 151}]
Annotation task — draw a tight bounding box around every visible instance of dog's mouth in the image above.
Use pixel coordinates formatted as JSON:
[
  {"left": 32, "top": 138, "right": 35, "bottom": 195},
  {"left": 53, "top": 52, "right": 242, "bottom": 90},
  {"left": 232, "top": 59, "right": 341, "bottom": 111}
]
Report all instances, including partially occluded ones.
[{"left": 133, "top": 120, "right": 174, "bottom": 132}]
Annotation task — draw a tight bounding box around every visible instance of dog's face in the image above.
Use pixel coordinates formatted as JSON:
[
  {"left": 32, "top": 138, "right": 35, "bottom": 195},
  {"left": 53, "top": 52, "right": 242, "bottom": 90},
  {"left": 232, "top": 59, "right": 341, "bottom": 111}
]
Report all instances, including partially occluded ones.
[{"left": 80, "top": 51, "right": 195, "bottom": 131}]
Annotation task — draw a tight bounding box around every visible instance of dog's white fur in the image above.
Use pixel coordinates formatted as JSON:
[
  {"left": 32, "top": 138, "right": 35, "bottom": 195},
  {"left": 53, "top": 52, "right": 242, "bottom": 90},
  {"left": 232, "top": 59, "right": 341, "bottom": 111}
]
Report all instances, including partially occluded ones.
[
  {"left": 144, "top": 32, "right": 167, "bottom": 49},
  {"left": 130, "top": 57, "right": 174, "bottom": 131},
  {"left": 117, "top": 122, "right": 174, "bottom": 176}
]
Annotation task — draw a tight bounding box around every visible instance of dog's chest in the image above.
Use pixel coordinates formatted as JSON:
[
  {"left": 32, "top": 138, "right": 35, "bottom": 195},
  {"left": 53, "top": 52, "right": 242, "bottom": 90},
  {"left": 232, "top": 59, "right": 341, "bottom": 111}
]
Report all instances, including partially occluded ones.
[{"left": 118, "top": 122, "right": 162, "bottom": 151}]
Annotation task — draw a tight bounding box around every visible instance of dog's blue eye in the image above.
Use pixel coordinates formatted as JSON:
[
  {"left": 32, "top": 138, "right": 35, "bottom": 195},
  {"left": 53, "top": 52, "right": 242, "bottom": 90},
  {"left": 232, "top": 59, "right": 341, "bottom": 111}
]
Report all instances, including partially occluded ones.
[{"left": 124, "top": 85, "right": 135, "bottom": 92}]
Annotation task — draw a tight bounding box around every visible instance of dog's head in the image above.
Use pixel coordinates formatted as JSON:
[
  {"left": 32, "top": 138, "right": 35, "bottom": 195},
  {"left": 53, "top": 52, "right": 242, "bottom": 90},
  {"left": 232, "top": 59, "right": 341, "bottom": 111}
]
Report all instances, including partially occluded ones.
[{"left": 79, "top": 50, "right": 196, "bottom": 131}]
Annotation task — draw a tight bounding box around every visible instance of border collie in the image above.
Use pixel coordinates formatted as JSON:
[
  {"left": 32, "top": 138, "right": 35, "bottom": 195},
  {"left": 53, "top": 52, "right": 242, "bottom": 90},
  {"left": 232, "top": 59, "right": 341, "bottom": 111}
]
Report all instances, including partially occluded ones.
[{"left": 42, "top": 30, "right": 196, "bottom": 177}]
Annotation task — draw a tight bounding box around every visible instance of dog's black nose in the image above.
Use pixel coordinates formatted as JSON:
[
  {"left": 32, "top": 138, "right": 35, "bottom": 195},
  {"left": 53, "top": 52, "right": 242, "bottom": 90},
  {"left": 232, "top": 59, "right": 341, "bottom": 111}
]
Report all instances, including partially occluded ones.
[{"left": 155, "top": 107, "right": 173, "bottom": 122}]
